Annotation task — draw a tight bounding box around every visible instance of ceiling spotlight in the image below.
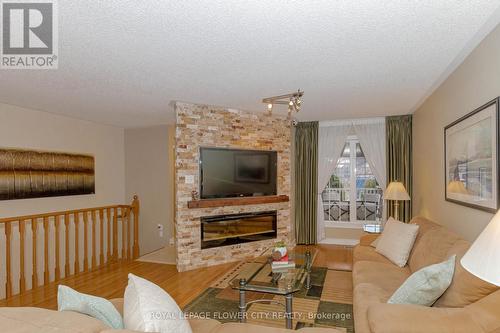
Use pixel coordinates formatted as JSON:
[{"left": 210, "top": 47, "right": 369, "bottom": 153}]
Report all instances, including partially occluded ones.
[
  {"left": 295, "top": 98, "right": 301, "bottom": 108},
  {"left": 292, "top": 97, "right": 301, "bottom": 112},
  {"left": 267, "top": 103, "right": 273, "bottom": 114}
]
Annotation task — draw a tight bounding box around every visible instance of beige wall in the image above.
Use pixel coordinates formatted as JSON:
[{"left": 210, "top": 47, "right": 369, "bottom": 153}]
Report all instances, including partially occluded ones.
[
  {"left": 0, "top": 103, "right": 126, "bottom": 216},
  {"left": 413, "top": 23, "right": 500, "bottom": 241},
  {"left": 125, "top": 125, "right": 174, "bottom": 256},
  {"left": 0, "top": 103, "right": 126, "bottom": 298},
  {"left": 324, "top": 227, "right": 363, "bottom": 242}
]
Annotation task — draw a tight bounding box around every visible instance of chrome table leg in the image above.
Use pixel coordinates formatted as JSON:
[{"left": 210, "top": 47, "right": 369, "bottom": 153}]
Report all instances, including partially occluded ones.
[
  {"left": 285, "top": 293, "right": 293, "bottom": 329},
  {"left": 305, "top": 250, "right": 312, "bottom": 290},
  {"left": 239, "top": 278, "right": 247, "bottom": 323}
]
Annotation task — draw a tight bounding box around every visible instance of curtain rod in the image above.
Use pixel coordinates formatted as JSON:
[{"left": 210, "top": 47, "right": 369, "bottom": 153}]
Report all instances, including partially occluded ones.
[{"left": 319, "top": 117, "right": 385, "bottom": 127}]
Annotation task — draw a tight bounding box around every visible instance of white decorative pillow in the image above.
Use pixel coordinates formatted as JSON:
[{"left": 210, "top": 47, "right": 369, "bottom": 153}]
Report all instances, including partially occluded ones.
[
  {"left": 375, "top": 218, "right": 419, "bottom": 267},
  {"left": 124, "top": 273, "right": 192, "bottom": 333},
  {"left": 388, "top": 255, "right": 456, "bottom": 306}
]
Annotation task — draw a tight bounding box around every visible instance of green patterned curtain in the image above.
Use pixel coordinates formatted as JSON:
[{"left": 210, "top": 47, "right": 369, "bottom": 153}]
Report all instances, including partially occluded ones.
[
  {"left": 386, "top": 115, "right": 413, "bottom": 222},
  {"left": 294, "top": 122, "right": 318, "bottom": 244}
]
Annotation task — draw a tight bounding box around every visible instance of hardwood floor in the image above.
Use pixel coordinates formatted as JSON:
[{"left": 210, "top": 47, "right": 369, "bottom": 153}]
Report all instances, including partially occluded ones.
[
  {"left": 0, "top": 244, "right": 353, "bottom": 309},
  {"left": 315, "top": 244, "right": 354, "bottom": 271}
]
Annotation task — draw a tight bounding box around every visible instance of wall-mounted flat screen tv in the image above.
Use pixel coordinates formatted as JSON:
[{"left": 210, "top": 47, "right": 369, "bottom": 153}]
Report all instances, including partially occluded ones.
[{"left": 199, "top": 147, "right": 277, "bottom": 199}]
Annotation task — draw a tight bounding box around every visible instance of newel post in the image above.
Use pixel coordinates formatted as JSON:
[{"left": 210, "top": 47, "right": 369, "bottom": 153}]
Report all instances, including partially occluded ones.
[
  {"left": 5, "top": 222, "right": 12, "bottom": 298},
  {"left": 131, "top": 195, "right": 140, "bottom": 259}
]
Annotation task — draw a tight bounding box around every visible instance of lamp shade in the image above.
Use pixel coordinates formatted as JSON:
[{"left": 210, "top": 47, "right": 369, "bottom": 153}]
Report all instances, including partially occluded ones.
[
  {"left": 461, "top": 210, "right": 500, "bottom": 286},
  {"left": 383, "top": 182, "right": 410, "bottom": 201},
  {"left": 447, "top": 180, "right": 469, "bottom": 194}
]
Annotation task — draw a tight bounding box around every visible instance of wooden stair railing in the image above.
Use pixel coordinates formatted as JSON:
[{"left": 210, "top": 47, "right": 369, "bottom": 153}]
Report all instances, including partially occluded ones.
[{"left": 0, "top": 195, "right": 140, "bottom": 300}]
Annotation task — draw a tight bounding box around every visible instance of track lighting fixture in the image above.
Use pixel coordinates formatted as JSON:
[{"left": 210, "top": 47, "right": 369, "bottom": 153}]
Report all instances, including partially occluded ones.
[{"left": 262, "top": 90, "right": 304, "bottom": 118}]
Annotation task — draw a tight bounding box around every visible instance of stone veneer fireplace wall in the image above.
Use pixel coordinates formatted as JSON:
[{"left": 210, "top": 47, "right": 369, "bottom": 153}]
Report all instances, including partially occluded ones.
[{"left": 174, "top": 101, "right": 292, "bottom": 272}]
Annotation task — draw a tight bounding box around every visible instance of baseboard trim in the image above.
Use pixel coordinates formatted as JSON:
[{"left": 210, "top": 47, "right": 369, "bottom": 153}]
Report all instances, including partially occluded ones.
[{"left": 319, "top": 238, "right": 359, "bottom": 246}]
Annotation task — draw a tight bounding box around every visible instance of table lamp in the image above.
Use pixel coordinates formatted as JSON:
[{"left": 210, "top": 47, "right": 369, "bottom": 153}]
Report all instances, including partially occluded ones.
[
  {"left": 383, "top": 181, "right": 410, "bottom": 221},
  {"left": 461, "top": 210, "right": 500, "bottom": 286}
]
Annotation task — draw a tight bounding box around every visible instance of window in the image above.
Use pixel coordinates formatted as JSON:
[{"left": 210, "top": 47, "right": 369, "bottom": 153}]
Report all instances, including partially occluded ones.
[{"left": 321, "top": 136, "right": 383, "bottom": 224}]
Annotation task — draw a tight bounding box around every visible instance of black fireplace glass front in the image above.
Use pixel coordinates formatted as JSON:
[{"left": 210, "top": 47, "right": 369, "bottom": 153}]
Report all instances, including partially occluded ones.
[{"left": 201, "top": 211, "right": 277, "bottom": 249}]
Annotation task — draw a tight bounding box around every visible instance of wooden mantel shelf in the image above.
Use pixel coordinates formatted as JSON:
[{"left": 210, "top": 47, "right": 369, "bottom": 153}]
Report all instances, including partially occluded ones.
[{"left": 187, "top": 195, "right": 289, "bottom": 209}]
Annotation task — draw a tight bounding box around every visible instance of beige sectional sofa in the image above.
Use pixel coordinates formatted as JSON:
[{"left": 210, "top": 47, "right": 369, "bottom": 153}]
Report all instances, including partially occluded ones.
[
  {"left": 353, "top": 216, "right": 500, "bottom": 333},
  {"left": 0, "top": 297, "right": 342, "bottom": 333},
  {"left": 4, "top": 215, "right": 499, "bottom": 333}
]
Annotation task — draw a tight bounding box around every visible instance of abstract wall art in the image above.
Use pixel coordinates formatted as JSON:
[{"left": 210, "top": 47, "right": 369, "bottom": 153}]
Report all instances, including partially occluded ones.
[{"left": 0, "top": 148, "right": 95, "bottom": 200}]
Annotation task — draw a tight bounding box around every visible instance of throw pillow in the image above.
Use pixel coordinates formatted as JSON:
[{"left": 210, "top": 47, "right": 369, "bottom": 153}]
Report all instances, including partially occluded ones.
[
  {"left": 375, "top": 217, "right": 419, "bottom": 267},
  {"left": 388, "top": 255, "right": 456, "bottom": 306},
  {"left": 57, "top": 285, "right": 124, "bottom": 329},
  {"left": 124, "top": 273, "right": 192, "bottom": 333}
]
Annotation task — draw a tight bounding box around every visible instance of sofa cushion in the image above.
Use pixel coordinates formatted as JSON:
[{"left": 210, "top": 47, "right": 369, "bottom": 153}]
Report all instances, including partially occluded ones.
[
  {"left": 366, "top": 303, "right": 484, "bottom": 333},
  {"left": 353, "top": 261, "right": 410, "bottom": 293},
  {"left": 188, "top": 318, "right": 222, "bottom": 333},
  {"left": 434, "top": 240, "right": 499, "bottom": 308},
  {"left": 353, "top": 245, "right": 393, "bottom": 265},
  {"left": 408, "top": 217, "right": 441, "bottom": 255},
  {"left": 408, "top": 226, "right": 462, "bottom": 273},
  {"left": 211, "top": 322, "right": 343, "bottom": 332},
  {"left": 375, "top": 218, "right": 419, "bottom": 267},
  {"left": 353, "top": 283, "right": 392, "bottom": 333},
  {"left": 0, "top": 307, "right": 110, "bottom": 333},
  {"left": 409, "top": 216, "right": 442, "bottom": 235},
  {"left": 358, "top": 233, "right": 380, "bottom": 246}
]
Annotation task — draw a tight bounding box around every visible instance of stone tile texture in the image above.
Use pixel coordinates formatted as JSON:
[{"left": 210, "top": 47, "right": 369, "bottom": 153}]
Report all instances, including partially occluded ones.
[{"left": 175, "top": 102, "right": 292, "bottom": 271}]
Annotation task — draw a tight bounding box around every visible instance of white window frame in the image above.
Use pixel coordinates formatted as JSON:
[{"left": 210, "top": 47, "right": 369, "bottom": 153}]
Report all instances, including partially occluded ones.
[{"left": 323, "top": 135, "right": 383, "bottom": 228}]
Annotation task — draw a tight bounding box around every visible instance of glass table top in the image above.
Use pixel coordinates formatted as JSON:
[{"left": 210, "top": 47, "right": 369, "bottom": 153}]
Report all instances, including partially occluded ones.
[{"left": 229, "top": 247, "right": 317, "bottom": 295}]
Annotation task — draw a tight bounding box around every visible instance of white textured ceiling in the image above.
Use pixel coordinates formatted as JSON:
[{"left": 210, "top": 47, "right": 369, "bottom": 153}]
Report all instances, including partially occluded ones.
[{"left": 1, "top": 1, "right": 500, "bottom": 128}]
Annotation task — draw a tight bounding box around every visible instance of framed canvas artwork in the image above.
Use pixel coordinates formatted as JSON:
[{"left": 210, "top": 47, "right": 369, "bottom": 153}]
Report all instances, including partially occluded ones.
[
  {"left": 444, "top": 97, "right": 499, "bottom": 212},
  {"left": 0, "top": 148, "right": 95, "bottom": 200}
]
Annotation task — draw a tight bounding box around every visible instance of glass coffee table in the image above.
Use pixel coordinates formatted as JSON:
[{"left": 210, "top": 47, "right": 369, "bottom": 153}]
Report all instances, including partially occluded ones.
[{"left": 230, "top": 247, "right": 317, "bottom": 329}]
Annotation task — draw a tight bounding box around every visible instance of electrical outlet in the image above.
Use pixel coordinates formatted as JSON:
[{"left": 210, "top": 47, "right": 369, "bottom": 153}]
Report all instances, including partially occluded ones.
[
  {"left": 169, "top": 237, "right": 175, "bottom": 246},
  {"left": 157, "top": 224, "right": 164, "bottom": 238}
]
